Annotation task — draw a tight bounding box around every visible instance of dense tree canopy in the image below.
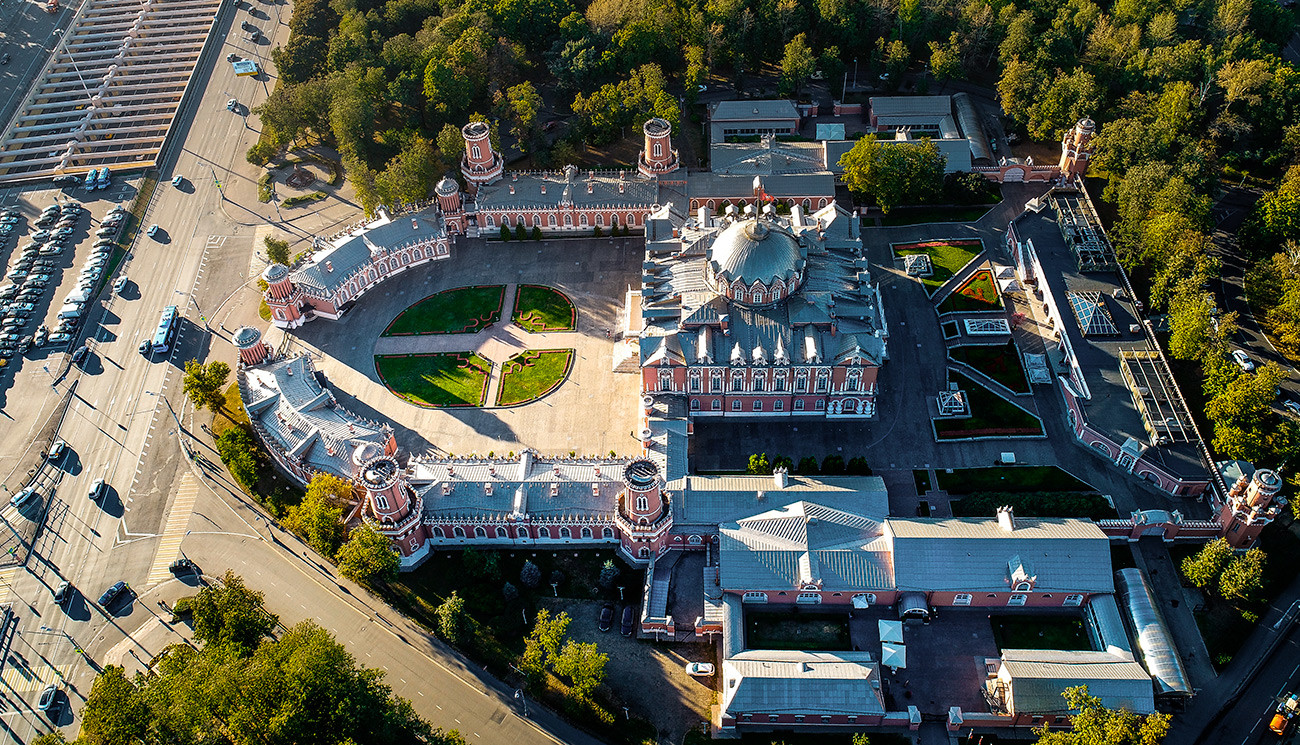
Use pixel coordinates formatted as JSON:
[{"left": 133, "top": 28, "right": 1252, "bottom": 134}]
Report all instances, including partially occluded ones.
[{"left": 838, "top": 136, "right": 945, "bottom": 213}]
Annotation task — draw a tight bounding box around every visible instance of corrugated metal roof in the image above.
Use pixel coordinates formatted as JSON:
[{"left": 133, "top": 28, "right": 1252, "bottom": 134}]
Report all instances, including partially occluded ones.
[
  {"left": 476, "top": 168, "right": 657, "bottom": 211},
  {"left": 888, "top": 517, "right": 1114, "bottom": 593},
  {"left": 869, "top": 95, "right": 952, "bottom": 121},
  {"left": 712, "top": 100, "right": 801, "bottom": 122},
  {"left": 999, "top": 649, "right": 1154, "bottom": 715},
  {"left": 722, "top": 652, "right": 886, "bottom": 717},
  {"left": 293, "top": 211, "right": 446, "bottom": 295},
  {"left": 672, "top": 475, "right": 889, "bottom": 528}
]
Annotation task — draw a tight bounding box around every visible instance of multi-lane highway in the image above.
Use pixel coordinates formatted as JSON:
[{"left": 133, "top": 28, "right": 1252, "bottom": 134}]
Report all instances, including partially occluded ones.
[{"left": 0, "top": 0, "right": 603, "bottom": 742}]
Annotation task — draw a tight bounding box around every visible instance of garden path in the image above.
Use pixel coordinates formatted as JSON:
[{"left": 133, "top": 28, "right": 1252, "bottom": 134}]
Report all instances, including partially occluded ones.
[{"left": 372, "top": 283, "right": 584, "bottom": 407}]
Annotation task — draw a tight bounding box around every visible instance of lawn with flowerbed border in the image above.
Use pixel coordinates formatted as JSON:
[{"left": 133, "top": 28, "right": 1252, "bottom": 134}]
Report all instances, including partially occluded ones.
[
  {"left": 934, "top": 370, "right": 1043, "bottom": 439},
  {"left": 938, "top": 269, "right": 1002, "bottom": 313},
  {"left": 948, "top": 340, "right": 1030, "bottom": 393},
  {"left": 892, "top": 238, "right": 983, "bottom": 296},
  {"left": 381, "top": 285, "right": 505, "bottom": 336},
  {"left": 375, "top": 352, "right": 492, "bottom": 407},
  {"left": 512, "top": 284, "right": 576, "bottom": 332},
  {"left": 496, "top": 348, "right": 575, "bottom": 406}
]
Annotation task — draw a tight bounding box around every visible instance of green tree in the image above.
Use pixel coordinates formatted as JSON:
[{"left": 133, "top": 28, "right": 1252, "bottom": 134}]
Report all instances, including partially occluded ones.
[
  {"left": 1168, "top": 292, "right": 1235, "bottom": 361},
  {"left": 1180, "top": 538, "right": 1232, "bottom": 589},
  {"left": 598, "top": 559, "right": 620, "bottom": 589},
  {"left": 342, "top": 145, "right": 381, "bottom": 217},
  {"left": 796, "top": 456, "right": 819, "bottom": 474},
  {"left": 928, "top": 32, "right": 965, "bottom": 85},
  {"left": 531, "top": 226, "right": 542, "bottom": 240},
  {"left": 264, "top": 236, "right": 291, "bottom": 265},
  {"left": 516, "top": 223, "right": 528, "bottom": 240},
  {"left": 1220, "top": 547, "right": 1266, "bottom": 601},
  {"left": 215, "top": 426, "right": 259, "bottom": 491},
  {"left": 437, "top": 123, "right": 465, "bottom": 163},
  {"left": 520, "top": 559, "right": 542, "bottom": 588},
  {"left": 31, "top": 735, "right": 67, "bottom": 745},
  {"left": 435, "top": 591, "right": 468, "bottom": 644},
  {"left": 80, "top": 666, "right": 150, "bottom": 745},
  {"left": 821, "top": 454, "right": 846, "bottom": 473},
  {"left": 505, "top": 81, "right": 544, "bottom": 152},
  {"left": 191, "top": 570, "right": 278, "bottom": 656},
  {"left": 520, "top": 609, "right": 570, "bottom": 687},
  {"left": 552, "top": 640, "right": 608, "bottom": 700},
  {"left": 337, "top": 522, "right": 399, "bottom": 586},
  {"left": 500, "top": 224, "right": 512, "bottom": 241},
  {"left": 503, "top": 581, "right": 520, "bottom": 603},
  {"left": 1032, "top": 685, "right": 1170, "bottom": 744},
  {"left": 286, "top": 472, "right": 350, "bottom": 558},
  {"left": 838, "top": 135, "right": 946, "bottom": 213},
  {"left": 779, "top": 33, "right": 816, "bottom": 96},
  {"left": 747, "top": 453, "right": 771, "bottom": 474},
  {"left": 182, "top": 359, "right": 231, "bottom": 412},
  {"left": 1206, "top": 362, "right": 1298, "bottom": 462}
]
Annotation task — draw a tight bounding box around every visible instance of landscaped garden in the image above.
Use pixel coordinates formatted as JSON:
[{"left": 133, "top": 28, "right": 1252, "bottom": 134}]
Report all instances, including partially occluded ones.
[
  {"left": 513, "top": 284, "right": 576, "bottom": 333},
  {"left": 892, "top": 239, "right": 983, "bottom": 295},
  {"left": 991, "top": 615, "right": 1091, "bottom": 652},
  {"left": 936, "top": 465, "right": 1093, "bottom": 494},
  {"left": 933, "top": 371, "right": 1044, "bottom": 439},
  {"left": 746, "top": 611, "right": 851, "bottom": 651},
  {"left": 496, "top": 348, "right": 575, "bottom": 406},
  {"left": 374, "top": 352, "right": 492, "bottom": 407},
  {"left": 949, "top": 341, "right": 1030, "bottom": 393},
  {"left": 381, "top": 285, "right": 505, "bottom": 336},
  {"left": 937, "top": 268, "right": 1003, "bottom": 313},
  {"left": 879, "top": 205, "right": 992, "bottom": 226}
]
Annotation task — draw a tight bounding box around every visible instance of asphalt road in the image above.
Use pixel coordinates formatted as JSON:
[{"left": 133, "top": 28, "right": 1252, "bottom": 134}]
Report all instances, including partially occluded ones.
[{"left": 1194, "top": 615, "right": 1300, "bottom": 745}]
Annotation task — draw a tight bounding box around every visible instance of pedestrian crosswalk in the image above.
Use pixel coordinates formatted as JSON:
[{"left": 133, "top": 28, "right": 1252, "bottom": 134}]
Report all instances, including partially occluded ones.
[
  {"left": 0, "top": 658, "right": 56, "bottom": 693},
  {"left": 0, "top": 566, "right": 17, "bottom": 605},
  {"left": 145, "top": 472, "right": 198, "bottom": 585}
]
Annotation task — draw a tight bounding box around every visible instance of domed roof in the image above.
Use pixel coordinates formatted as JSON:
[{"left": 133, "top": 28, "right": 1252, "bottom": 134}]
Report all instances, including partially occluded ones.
[
  {"left": 262, "top": 263, "right": 288, "bottom": 282},
  {"left": 707, "top": 218, "right": 806, "bottom": 289},
  {"left": 352, "top": 441, "right": 385, "bottom": 466},
  {"left": 232, "top": 326, "right": 261, "bottom": 349},
  {"left": 435, "top": 177, "right": 458, "bottom": 197}
]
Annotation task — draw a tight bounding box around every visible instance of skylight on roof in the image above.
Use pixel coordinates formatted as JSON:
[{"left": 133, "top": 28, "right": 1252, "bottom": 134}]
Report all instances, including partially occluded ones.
[{"left": 1067, "top": 291, "right": 1118, "bottom": 336}]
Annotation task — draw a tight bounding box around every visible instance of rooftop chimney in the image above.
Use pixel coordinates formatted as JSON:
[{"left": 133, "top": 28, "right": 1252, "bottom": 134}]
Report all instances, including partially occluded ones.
[
  {"left": 997, "top": 505, "right": 1015, "bottom": 532},
  {"left": 773, "top": 466, "right": 789, "bottom": 489}
]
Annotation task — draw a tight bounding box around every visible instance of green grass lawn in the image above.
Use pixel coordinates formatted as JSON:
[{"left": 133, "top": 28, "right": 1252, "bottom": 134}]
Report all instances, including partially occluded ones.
[
  {"left": 382, "top": 285, "right": 505, "bottom": 336},
  {"left": 951, "top": 492, "right": 1116, "bottom": 519},
  {"left": 949, "top": 341, "right": 1030, "bottom": 393},
  {"left": 374, "top": 353, "right": 491, "bottom": 407},
  {"left": 746, "top": 612, "right": 851, "bottom": 651},
  {"left": 935, "top": 465, "right": 1092, "bottom": 493},
  {"left": 934, "top": 371, "right": 1043, "bottom": 439},
  {"left": 913, "top": 470, "right": 932, "bottom": 493},
  {"left": 513, "top": 285, "right": 576, "bottom": 332},
  {"left": 991, "top": 615, "right": 1091, "bottom": 651},
  {"left": 892, "top": 239, "right": 983, "bottom": 296},
  {"left": 938, "top": 269, "right": 1003, "bottom": 313},
  {"left": 497, "top": 349, "right": 574, "bottom": 406},
  {"left": 879, "top": 205, "right": 992, "bottom": 226}
]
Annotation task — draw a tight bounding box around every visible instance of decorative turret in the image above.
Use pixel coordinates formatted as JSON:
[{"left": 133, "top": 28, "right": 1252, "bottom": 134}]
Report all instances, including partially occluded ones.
[
  {"left": 262, "top": 263, "right": 305, "bottom": 328},
  {"left": 1218, "top": 466, "right": 1282, "bottom": 548},
  {"left": 435, "top": 177, "right": 465, "bottom": 233},
  {"left": 615, "top": 458, "right": 672, "bottom": 563},
  {"left": 1059, "top": 118, "right": 1096, "bottom": 178},
  {"left": 233, "top": 326, "right": 270, "bottom": 366},
  {"left": 638, "top": 118, "right": 679, "bottom": 178},
  {"left": 460, "top": 121, "right": 503, "bottom": 192},
  {"left": 358, "top": 453, "right": 411, "bottom": 523}
]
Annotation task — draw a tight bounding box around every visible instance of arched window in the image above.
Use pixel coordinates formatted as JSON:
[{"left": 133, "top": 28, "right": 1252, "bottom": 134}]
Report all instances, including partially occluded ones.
[
  {"left": 539, "top": 526, "right": 551, "bottom": 538},
  {"left": 638, "top": 547, "right": 650, "bottom": 558},
  {"left": 496, "top": 526, "right": 508, "bottom": 538},
  {"left": 560, "top": 527, "right": 571, "bottom": 538},
  {"left": 627, "top": 213, "right": 636, "bottom": 226},
  {"left": 580, "top": 214, "right": 588, "bottom": 227},
  {"left": 636, "top": 495, "right": 648, "bottom": 512},
  {"left": 472, "top": 145, "right": 481, "bottom": 160},
  {"left": 818, "top": 198, "right": 827, "bottom": 208},
  {"left": 688, "top": 535, "right": 702, "bottom": 545},
  {"left": 596, "top": 214, "right": 604, "bottom": 226},
  {"left": 602, "top": 527, "right": 614, "bottom": 538},
  {"left": 581, "top": 526, "right": 592, "bottom": 538},
  {"left": 611, "top": 214, "right": 620, "bottom": 226},
  {"left": 453, "top": 526, "right": 465, "bottom": 538},
  {"left": 802, "top": 199, "right": 811, "bottom": 210},
  {"left": 548, "top": 214, "right": 557, "bottom": 226},
  {"left": 374, "top": 494, "right": 389, "bottom": 511},
  {"left": 517, "top": 526, "right": 529, "bottom": 539},
  {"left": 564, "top": 214, "right": 573, "bottom": 226},
  {"left": 474, "top": 526, "right": 486, "bottom": 538},
  {"left": 485, "top": 215, "right": 494, "bottom": 227},
  {"left": 432, "top": 526, "right": 444, "bottom": 538},
  {"left": 653, "top": 142, "right": 662, "bottom": 157},
  {"left": 707, "top": 200, "right": 715, "bottom": 209},
  {"left": 533, "top": 214, "right": 541, "bottom": 227}
]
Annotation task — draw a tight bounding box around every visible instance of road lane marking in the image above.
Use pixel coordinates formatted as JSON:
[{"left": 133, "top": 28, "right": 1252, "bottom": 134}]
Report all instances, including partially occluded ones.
[{"left": 144, "top": 471, "right": 199, "bottom": 585}]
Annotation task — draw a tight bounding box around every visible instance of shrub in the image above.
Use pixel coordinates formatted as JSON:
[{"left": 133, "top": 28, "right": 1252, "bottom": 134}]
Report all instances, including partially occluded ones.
[
  {"left": 215, "top": 427, "right": 259, "bottom": 491},
  {"left": 550, "top": 570, "right": 565, "bottom": 589},
  {"left": 747, "top": 453, "right": 771, "bottom": 474},
  {"left": 503, "top": 581, "right": 520, "bottom": 603},
  {"left": 515, "top": 224, "right": 527, "bottom": 241},
  {"left": 821, "top": 454, "right": 845, "bottom": 474},
  {"left": 847, "top": 456, "right": 872, "bottom": 475},
  {"left": 264, "top": 236, "right": 290, "bottom": 265},
  {"left": 521, "top": 559, "right": 542, "bottom": 588},
  {"left": 257, "top": 172, "right": 273, "bottom": 203},
  {"left": 246, "top": 140, "right": 278, "bottom": 166},
  {"left": 281, "top": 191, "right": 326, "bottom": 207},
  {"left": 531, "top": 226, "right": 542, "bottom": 240},
  {"left": 797, "top": 456, "right": 819, "bottom": 474},
  {"left": 593, "top": 226, "right": 603, "bottom": 237},
  {"left": 597, "top": 560, "right": 620, "bottom": 589},
  {"left": 500, "top": 224, "right": 512, "bottom": 241}
]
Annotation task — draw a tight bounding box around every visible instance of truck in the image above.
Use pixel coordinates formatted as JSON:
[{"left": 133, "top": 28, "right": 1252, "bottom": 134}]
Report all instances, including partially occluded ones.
[{"left": 1271, "top": 693, "right": 1299, "bottom": 735}]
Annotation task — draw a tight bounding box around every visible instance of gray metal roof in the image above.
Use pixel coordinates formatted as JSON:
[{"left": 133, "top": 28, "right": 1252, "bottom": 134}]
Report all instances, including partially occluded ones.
[
  {"left": 869, "top": 95, "right": 952, "bottom": 122},
  {"left": 707, "top": 218, "right": 807, "bottom": 286},
  {"left": 709, "top": 140, "right": 827, "bottom": 175},
  {"left": 409, "top": 453, "right": 629, "bottom": 520},
  {"left": 719, "top": 500, "right": 893, "bottom": 591},
  {"left": 671, "top": 475, "right": 889, "bottom": 530},
  {"left": 686, "top": 172, "right": 836, "bottom": 200},
  {"left": 722, "top": 651, "right": 886, "bottom": 717},
  {"left": 712, "top": 100, "right": 801, "bottom": 122},
  {"left": 998, "top": 649, "right": 1155, "bottom": 715},
  {"left": 475, "top": 167, "right": 657, "bottom": 212},
  {"left": 293, "top": 211, "right": 446, "bottom": 296},
  {"left": 887, "top": 517, "right": 1114, "bottom": 593}
]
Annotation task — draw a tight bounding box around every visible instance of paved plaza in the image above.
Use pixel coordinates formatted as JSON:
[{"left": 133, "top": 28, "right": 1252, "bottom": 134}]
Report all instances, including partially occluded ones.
[{"left": 274, "top": 236, "right": 645, "bottom": 458}]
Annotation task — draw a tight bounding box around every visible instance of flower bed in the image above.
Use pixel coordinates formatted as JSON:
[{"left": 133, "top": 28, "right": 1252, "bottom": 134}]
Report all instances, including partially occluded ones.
[{"left": 512, "top": 284, "right": 576, "bottom": 332}]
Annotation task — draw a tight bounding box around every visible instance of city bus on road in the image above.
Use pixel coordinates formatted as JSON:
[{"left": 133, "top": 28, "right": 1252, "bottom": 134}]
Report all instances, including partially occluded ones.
[{"left": 151, "top": 305, "right": 178, "bottom": 355}]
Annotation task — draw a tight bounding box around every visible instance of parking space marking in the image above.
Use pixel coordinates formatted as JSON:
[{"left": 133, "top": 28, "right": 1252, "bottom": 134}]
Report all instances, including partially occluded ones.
[{"left": 144, "top": 471, "right": 198, "bottom": 585}]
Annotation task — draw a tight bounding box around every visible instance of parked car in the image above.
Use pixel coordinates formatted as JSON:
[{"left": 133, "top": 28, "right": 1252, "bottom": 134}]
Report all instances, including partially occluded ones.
[
  {"left": 53, "top": 175, "right": 79, "bottom": 186},
  {"left": 30, "top": 230, "right": 50, "bottom": 241},
  {"left": 226, "top": 52, "right": 239, "bottom": 62},
  {"left": 37, "top": 245, "right": 63, "bottom": 256},
  {"left": 89, "top": 478, "right": 107, "bottom": 501},
  {"left": 171, "top": 175, "right": 184, "bottom": 187},
  {"left": 685, "top": 662, "right": 715, "bottom": 677},
  {"left": 146, "top": 224, "right": 160, "bottom": 238},
  {"left": 138, "top": 338, "right": 151, "bottom": 354},
  {"left": 38, "top": 684, "right": 59, "bottom": 714},
  {"left": 113, "top": 276, "right": 128, "bottom": 294},
  {"left": 94, "top": 226, "right": 116, "bottom": 238},
  {"left": 1285, "top": 400, "right": 1300, "bottom": 416},
  {"left": 620, "top": 605, "right": 634, "bottom": 637},
  {"left": 598, "top": 603, "right": 614, "bottom": 632},
  {"left": 52, "top": 580, "right": 71, "bottom": 605},
  {"left": 227, "top": 98, "right": 238, "bottom": 111},
  {"left": 48, "top": 333, "right": 72, "bottom": 345},
  {"left": 170, "top": 557, "right": 196, "bottom": 574},
  {"left": 97, "top": 580, "right": 130, "bottom": 607},
  {"left": 1231, "top": 349, "right": 1255, "bottom": 373},
  {"left": 71, "top": 345, "right": 89, "bottom": 365}
]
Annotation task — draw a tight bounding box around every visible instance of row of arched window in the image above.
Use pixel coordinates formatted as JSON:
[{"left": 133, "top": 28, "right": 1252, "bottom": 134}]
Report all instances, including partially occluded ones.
[
  {"left": 338, "top": 242, "right": 443, "bottom": 304},
  {"left": 431, "top": 525, "right": 615, "bottom": 540},
  {"left": 695, "top": 197, "right": 829, "bottom": 211},
  {"left": 483, "top": 211, "right": 642, "bottom": 229}
]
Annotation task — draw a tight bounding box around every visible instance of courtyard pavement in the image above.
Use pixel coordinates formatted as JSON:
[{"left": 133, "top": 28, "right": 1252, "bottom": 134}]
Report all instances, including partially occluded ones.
[
  {"left": 273, "top": 236, "right": 645, "bottom": 459},
  {"left": 373, "top": 283, "right": 588, "bottom": 408}
]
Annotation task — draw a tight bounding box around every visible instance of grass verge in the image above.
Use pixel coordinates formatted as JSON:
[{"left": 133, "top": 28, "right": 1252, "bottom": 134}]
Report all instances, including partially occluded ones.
[
  {"left": 879, "top": 205, "right": 992, "bottom": 226},
  {"left": 991, "top": 615, "right": 1090, "bottom": 651},
  {"left": 951, "top": 492, "right": 1115, "bottom": 519},
  {"left": 892, "top": 239, "right": 983, "bottom": 295},
  {"left": 382, "top": 285, "right": 505, "bottom": 336},
  {"left": 497, "top": 349, "right": 574, "bottom": 406},
  {"left": 257, "top": 172, "right": 273, "bottom": 203},
  {"left": 746, "top": 611, "right": 851, "bottom": 651},
  {"left": 375, "top": 353, "right": 491, "bottom": 407},
  {"left": 935, "top": 466, "right": 1092, "bottom": 493},
  {"left": 282, "top": 191, "right": 326, "bottom": 207}
]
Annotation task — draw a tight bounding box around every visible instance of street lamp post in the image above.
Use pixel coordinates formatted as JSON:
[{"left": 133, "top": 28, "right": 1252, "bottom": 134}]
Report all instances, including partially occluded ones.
[{"left": 514, "top": 689, "right": 528, "bottom": 717}]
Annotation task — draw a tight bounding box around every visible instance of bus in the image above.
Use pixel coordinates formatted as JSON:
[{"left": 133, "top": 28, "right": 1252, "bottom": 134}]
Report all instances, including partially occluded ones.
[
  {"left": 95, "top": 167, "right": 110, "bottom": 188},
  {"left": 83, "top": 170, "right": 96, "bottom": 190},
  {"left": 151, "top": 305, "right": 178, "bottom": 354}
]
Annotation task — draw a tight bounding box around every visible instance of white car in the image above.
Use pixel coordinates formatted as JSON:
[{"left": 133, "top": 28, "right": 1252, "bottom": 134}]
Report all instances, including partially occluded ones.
[
  {"left": 146, "top": 224, "right": 160, "bottom": 238},
  {"left": 227, "top": 98, "right": 238, "bottom": 112},
  {"left": 1284, "top": 400, "right": 1300, "bottom": 417},
  {"left": 113, "top": 276, "right": 128, "bottom": 294},
  {"left": 48, "top": 332, "right": 72, "bottom": 344},
  {"left": 1230, "top": 349, "right": 1255, "bottom": 373},
  {"left": 685, "top": 662, "right": 714, "bottom": 677}
]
